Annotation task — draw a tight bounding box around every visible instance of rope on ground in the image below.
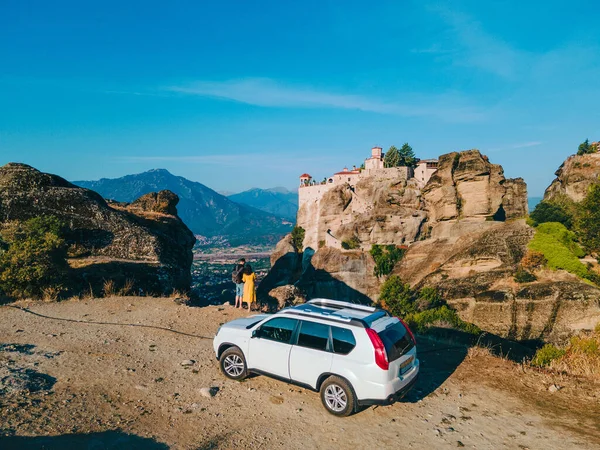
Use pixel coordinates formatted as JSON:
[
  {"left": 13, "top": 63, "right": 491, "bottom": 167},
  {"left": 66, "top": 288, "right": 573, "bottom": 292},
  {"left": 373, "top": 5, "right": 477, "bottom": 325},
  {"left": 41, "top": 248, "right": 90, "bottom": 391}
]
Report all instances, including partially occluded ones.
[{"left": 7, "top": 305, "right": 215, "bottom": 340}]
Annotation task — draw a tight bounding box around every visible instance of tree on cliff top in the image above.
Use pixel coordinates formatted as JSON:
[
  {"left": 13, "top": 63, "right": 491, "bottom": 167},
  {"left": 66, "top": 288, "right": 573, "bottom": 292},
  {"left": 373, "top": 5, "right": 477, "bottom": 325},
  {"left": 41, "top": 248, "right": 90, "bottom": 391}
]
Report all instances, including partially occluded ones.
[
  {"left": 577, "top": 139, "right": 596, "bottom": 155},
  {"left": 384, "top": 143, "right": 416, "bottom": 168},
  {"left": 383, "top": 146, "right": 400, "bottom": 168},
  {"left": 0, "top": 216, "right": 69, "bottom": 299},
  {"left": 399, "top": 143, "right": 417, "bottom": 168},
  {"left": 575, "top": 183, "right": 600, "bottom": 254}
]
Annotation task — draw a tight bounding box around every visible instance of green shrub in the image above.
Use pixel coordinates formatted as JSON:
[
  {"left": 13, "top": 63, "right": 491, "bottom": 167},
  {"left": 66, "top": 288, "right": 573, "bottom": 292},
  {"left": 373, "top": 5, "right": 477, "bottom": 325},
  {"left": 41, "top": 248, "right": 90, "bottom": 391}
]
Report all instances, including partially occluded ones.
[
  {"left": 529, "top": 200, "right": 574, "bottom": 228},
  {"left": 577, "top": 138, "right": 598, "bottom": 156},
  {"left": 291, "top": 226, "right": 305, "bottom": 253},
  {"left": 377, "top": 277, "right": 480, "bottom": 335},
  {"left": 405, "top": 306, "right": 481, "bottom": 335},
  {"left": 514, "top": 265, "right": 537, "bottom": 283},
  {"left": 528, "top": 222, "right": 591, "bottom": 280},
  {"left": 415, "top": 286, "right": 445, "bottom": 311},
  {"left": 341, "top": 236, "right": 360, "bottom": 250},
  {"left": 378, "top": 275, "right": 415, "bottom": 316},
  {"left": 0, "top": 216, "right": 69, "bottom": 299},
  {"left": 370, "top": 244, "right": 405, "bottom": 277},
  {"left": 532, "top": 344, "right": 566, "bottom": 367},
  {"left": 575, "top": 183, "right": 600, "bottom": 254}
]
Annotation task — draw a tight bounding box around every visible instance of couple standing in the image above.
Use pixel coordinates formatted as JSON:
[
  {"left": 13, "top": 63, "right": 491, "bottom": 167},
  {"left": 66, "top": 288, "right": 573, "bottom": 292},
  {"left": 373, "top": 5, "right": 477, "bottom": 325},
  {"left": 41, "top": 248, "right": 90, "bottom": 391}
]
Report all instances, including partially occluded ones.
[{"left": 232, "top": 258, "right": 256, "bottom": 311}]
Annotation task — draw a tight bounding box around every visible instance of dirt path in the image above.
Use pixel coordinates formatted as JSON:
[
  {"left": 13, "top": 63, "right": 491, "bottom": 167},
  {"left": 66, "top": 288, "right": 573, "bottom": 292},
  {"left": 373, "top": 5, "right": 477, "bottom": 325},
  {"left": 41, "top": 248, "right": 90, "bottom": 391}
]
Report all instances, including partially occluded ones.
[{"left": 1, "top": 297, "right": 599, "bottom": 449}]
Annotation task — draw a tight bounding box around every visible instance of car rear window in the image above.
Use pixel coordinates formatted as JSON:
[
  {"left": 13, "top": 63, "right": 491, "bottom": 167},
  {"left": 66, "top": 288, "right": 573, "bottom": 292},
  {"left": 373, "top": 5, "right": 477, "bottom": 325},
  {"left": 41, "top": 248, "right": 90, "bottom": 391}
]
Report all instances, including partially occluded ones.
[
  {"left": 378, "top": 322, "right": 414, "bottom": 362},
  {"left": 331, "top": 326, "right": 356, "bottom": 354}
]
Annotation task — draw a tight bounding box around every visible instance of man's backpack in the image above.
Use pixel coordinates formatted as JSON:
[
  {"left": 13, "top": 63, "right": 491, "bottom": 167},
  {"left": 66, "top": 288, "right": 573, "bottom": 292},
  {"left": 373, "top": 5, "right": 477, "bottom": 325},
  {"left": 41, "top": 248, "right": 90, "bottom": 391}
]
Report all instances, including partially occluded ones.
[{"left": 232, "top": 265, "right": 244, "bottom": 284}]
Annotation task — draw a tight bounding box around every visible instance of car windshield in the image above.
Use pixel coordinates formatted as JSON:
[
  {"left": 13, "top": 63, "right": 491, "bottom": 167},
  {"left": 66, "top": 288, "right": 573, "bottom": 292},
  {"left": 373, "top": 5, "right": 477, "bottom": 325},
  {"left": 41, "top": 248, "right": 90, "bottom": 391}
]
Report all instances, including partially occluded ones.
[{"left": 378, "top": 321, "right": 414, "bottom": 362}]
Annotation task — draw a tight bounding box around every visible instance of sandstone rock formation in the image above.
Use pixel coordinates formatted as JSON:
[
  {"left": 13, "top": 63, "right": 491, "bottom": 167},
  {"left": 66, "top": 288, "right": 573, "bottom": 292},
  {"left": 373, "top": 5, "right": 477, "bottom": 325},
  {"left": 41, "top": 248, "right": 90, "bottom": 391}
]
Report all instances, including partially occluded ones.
[
  {"left": 544, "top": 152, "right": 600, "bottom": 202},
  {"left": 423, "top": 150, "right": 528, "bottom": 222},
  {"left": 297, "top": 176, "right": 426, "bottom": 251},
  {"left": 262, "top": 150, "right": 600, "bottom": 343},
  {"left": 0, "top": 163, "right": 196, "bottom": 295}
]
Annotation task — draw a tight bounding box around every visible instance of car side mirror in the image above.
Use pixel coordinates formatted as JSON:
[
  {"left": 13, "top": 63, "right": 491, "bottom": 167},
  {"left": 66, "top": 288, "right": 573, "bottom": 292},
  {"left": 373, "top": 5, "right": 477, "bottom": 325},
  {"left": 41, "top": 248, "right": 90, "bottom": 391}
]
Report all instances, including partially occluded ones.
[{"left": 251, "top": 329, "right": 258, "bottom": 338}]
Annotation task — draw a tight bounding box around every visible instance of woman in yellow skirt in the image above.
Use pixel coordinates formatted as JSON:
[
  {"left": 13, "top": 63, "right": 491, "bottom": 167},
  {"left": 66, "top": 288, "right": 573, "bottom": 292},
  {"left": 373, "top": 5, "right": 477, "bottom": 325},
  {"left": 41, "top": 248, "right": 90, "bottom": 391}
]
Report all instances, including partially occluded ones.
[{"left": 242, "top": 264, "right": 256, "bottom": 312}]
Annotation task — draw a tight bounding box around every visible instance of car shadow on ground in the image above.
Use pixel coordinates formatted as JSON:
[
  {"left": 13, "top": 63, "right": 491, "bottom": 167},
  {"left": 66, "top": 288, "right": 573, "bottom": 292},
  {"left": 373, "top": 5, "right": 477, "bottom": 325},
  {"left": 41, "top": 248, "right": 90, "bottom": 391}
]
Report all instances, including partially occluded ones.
[
  {"left": 403, "top": 328, "right": 537, "bottom": 403},
  {"left": 0, "top": 431, "right": 169, "bottom": 450}
]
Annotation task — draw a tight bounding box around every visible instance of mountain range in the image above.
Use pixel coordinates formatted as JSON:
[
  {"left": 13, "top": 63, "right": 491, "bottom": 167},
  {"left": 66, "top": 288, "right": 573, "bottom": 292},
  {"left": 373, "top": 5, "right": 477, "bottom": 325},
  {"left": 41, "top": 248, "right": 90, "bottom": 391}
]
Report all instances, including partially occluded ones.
[
  {"left": 74, "top": 169, "right": 293, "bottom": 247},
  {"left": 228, "top": 187, "right": 298, "bottom": 220}
]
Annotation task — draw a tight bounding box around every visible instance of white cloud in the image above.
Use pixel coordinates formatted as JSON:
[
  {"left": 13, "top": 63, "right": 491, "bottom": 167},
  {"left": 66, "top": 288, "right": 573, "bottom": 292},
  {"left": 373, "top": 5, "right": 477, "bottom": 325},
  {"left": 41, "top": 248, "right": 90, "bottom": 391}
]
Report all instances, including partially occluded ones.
[
  {"left": 428, "top": 7, "right": 520, "bottom": 79},
  {"left": 165, "top": 78, "right": 486, "bottom": 123}
]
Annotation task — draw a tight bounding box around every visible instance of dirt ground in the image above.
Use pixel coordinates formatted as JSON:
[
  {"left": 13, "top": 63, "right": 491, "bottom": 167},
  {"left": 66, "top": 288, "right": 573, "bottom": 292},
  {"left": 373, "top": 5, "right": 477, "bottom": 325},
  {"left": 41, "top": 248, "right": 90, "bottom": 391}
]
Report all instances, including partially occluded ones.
[{"left": 0, "top": 297, "right": 599, "bottom": 449}]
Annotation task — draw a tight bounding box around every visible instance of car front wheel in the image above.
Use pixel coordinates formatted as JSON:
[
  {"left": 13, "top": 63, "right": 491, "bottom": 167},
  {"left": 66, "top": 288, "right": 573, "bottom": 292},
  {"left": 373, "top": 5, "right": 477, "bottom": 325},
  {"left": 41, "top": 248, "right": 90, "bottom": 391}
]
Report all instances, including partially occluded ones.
[
  {"left": 320, "top": 376, "right": 355, "bottom": 417},
  {"left": 219, "top": 347, "right": 248, "bottom": 380}
]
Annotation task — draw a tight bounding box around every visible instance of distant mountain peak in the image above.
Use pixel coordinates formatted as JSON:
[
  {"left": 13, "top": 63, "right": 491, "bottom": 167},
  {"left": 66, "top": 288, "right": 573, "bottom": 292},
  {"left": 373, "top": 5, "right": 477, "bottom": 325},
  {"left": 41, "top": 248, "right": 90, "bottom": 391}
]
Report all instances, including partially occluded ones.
[
  {"left": 72, "top": 171, "right": 292, "bottom": 244},
  {"left": 145, "top": 168, "right": 173, "bottom": 175}
]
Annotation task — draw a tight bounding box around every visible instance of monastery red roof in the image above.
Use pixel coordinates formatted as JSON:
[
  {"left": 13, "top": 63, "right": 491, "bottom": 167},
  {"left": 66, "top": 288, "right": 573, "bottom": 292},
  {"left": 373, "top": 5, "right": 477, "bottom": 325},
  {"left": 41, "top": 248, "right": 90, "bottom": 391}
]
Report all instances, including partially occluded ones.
[
  {"left": 333, "top": 170, "right": 360, "bottom": 176},
  {"left": 299, "top": 173, "right": 312, "bottom": 178}
]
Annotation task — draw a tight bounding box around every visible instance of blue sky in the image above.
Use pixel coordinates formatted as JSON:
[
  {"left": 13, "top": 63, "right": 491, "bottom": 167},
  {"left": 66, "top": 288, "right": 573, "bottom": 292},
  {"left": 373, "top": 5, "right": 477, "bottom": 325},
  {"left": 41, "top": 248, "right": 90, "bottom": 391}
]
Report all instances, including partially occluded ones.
[{"left": 1, "top": 0, "right": 599, "bottom": 196}]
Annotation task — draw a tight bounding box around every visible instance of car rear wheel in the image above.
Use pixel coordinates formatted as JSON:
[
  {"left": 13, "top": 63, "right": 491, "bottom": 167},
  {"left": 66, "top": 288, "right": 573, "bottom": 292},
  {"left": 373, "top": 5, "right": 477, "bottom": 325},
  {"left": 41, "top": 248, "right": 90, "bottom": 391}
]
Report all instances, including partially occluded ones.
[
  {"left": 219, "top": 347, "right": 248, "bottom": 380},
  {"left": 320, "top": 376, "right": 355, "bottom": 417}
]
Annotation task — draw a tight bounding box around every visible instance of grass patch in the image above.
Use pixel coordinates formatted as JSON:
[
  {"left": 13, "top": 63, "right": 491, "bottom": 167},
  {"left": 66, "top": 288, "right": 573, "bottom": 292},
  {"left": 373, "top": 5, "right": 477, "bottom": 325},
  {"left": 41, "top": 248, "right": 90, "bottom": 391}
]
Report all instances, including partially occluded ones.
[
  {"left": 531, "top": 329, "right": 600, "bottom": 379},
  {"left": 341, "top": 236, "right": 360, "bottom": 250},
  {"left": 528, "top": 222, "right": 594, "bottom": 281},
  {"left": 405, "top": 306, "right": 481, "bottom": 335}
]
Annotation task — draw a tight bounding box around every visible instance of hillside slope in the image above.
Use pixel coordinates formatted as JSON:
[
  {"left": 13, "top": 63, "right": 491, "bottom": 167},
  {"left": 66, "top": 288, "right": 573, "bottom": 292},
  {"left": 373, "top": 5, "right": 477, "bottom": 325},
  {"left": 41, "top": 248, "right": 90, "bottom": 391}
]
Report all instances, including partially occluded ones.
[
  {"left": 74, "top": 170, "right": 292, "bottom": 246},
  {"left": 228, "top": 187, "right": 298, "bottom": 220}
]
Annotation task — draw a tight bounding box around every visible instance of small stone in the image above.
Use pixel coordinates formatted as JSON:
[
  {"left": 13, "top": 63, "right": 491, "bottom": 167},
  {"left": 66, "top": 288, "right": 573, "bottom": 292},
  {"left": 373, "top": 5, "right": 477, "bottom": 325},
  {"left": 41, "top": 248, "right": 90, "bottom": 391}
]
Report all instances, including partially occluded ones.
[
  {"left": 548, "top": 384, "right": 562, "bottom": 393},
  {"left": 457, "top": 441, "right": 465, "bottom": 447},
  {"left": 199, "top": 387, "right": 219, "bottom": 398},
  {"left": 181, "top": 360, "right": 195, "bottom": 366}
]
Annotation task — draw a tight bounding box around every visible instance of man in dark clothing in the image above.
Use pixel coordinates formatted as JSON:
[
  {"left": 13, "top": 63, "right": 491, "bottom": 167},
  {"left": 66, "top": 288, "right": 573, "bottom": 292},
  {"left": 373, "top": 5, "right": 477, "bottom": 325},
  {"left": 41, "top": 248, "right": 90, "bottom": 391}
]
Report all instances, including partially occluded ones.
[{"left": 232, "top": 258, "right": 246, "bottom": 309}]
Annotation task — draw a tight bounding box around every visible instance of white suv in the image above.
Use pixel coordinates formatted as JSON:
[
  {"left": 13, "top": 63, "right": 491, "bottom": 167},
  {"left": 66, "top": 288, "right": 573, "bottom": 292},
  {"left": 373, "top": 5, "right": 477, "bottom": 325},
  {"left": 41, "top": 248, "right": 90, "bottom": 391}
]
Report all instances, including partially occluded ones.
[{"left": 213, "top": 299, "right": 419, "bottom": 416}]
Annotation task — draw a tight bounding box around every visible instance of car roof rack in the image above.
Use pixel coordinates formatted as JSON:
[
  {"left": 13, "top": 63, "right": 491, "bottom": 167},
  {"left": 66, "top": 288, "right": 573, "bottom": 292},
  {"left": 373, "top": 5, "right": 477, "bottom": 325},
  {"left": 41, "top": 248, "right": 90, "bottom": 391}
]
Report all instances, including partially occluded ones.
[{"left": 307, "top": 298, "right": 377, "bottom": 313}]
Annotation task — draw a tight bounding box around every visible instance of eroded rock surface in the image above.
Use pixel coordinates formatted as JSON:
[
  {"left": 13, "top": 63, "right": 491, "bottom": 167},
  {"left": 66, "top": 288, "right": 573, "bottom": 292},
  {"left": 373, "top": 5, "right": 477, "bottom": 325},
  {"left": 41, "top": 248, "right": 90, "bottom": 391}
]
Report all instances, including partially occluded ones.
[
  {"left": 544, "top": 152, "right": 600, "bottom": 202},
  {"left": 0, "top": 163, "right": 195, "bottom": 294},
  {"left": 297, "top": 177, "right": 426, "bottom": 250},
  {"left": 423, "top": 150, "right": 528, "bottom": 222}
]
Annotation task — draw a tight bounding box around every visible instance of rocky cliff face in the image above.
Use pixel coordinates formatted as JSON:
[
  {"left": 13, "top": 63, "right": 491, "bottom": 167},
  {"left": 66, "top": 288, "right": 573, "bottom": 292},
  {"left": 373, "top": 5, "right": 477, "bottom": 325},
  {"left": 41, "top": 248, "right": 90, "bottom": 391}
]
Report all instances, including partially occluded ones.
[
  {"left": 0, "top": 163, "right": 196, "bottom": 295},
  {"left": 261, "top": 149, "right": 600, "bottom": 342},
  {"left": 297, "top": 177, "right": 426, "bottom": 251},
  {"left": 423, "top": 150, "right": 528, "bottom": 222},
  {"left": 397, "top": 219, "right": 600, "bottom": 342},
  {"left": 544, "top": 152, "right": 600, "bottom": 202}
]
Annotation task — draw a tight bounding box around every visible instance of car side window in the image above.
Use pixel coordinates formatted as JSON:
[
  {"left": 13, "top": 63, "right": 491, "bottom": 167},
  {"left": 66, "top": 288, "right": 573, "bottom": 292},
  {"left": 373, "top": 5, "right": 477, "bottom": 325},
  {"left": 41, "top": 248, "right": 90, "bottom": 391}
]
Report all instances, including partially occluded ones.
[
  {"left": 297, "top": 320, "right": 330, "bottom": 351},
  {"left": 257, "top": 318, "right": 298, "bottom": 344},
  {"left": 331, "top": 326, "right": 356, "bottom": 354}
]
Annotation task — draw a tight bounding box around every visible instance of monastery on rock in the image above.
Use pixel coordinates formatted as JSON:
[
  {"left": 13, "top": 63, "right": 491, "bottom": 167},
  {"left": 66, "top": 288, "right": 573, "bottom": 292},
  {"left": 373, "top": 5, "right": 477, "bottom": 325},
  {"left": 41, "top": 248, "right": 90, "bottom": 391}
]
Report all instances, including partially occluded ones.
[{"left": 298, "top": 146, "right": 438, "bottom": 206}]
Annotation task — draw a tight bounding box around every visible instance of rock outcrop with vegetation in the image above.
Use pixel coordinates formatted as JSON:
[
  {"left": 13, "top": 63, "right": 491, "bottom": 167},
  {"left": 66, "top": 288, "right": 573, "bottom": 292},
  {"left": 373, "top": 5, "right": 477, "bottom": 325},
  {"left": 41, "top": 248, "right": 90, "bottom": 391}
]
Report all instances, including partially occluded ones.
[
  {"left": 0, "top": 163, "right": 196, "bottom": 297},
  {"left": 75, "top": 169, "right": 292, "bottom": 246},
  {"left": 262, "top": 148, "right": 600, "bottom": 344},
  {"left": 544, "top": 152, "right": 600, "bottom": 202}
]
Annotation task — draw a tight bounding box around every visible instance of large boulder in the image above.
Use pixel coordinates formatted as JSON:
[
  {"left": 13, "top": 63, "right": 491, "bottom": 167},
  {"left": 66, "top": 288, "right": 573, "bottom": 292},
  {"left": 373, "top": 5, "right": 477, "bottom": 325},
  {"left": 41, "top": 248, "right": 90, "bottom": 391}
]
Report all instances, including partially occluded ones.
[
  {"left": 0, "top": 163, "right": 196, "bottom": 295},
  {"left": 267, "top": 285, "right": 306, "bottom": 310},
  {"left": 544, "top": 152, "right": 600, "bottom": 202},
  {"left": 423, "top": 150, "right": 528, "bottom": 222},
  {"left": 297, "top": 176, "right": 426, "bottom": 251}
]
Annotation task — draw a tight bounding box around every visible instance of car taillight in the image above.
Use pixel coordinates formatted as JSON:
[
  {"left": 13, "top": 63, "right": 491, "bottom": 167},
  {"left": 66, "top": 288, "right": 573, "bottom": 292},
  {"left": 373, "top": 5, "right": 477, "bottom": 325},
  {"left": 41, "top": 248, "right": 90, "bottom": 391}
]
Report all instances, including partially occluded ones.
[
  {"left": 397, "top": 317, "right": 416, "bottom": 344},
  {"left": 365, "top": 328, "right": 389, "bottom": 370}
]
